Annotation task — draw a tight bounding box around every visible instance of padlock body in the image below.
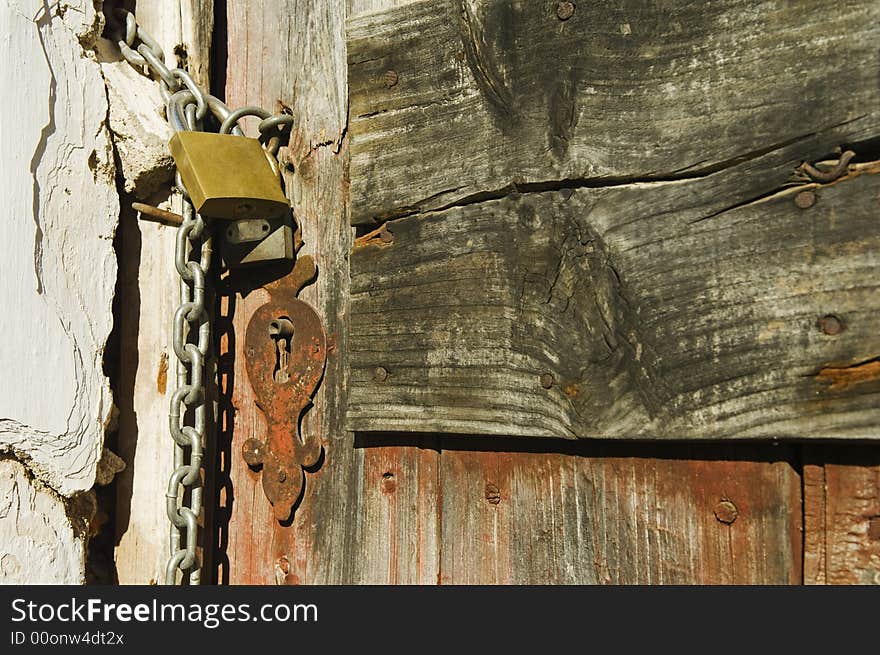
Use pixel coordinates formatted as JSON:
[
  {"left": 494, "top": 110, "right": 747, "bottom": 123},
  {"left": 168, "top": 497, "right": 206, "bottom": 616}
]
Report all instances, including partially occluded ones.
[
  {"left": 220, "top": 216, "right": 295, "bottom": 267},
  {"left": 169, "top": 132, "right": 289, "bottom": 220}
]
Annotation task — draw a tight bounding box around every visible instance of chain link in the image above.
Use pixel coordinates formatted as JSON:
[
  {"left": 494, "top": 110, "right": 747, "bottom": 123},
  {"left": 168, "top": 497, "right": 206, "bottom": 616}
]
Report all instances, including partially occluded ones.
[
  {"left": 165, "top": 200, "right": 210, "bottom": 585},
  {"left": 108, "top": 7, "right": 294, "bottom": 585}
]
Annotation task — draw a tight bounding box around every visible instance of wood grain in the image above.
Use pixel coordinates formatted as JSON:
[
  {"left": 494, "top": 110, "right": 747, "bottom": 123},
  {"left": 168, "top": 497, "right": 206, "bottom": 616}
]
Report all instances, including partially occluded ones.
[
  {"left": 348, "top": 160, "right": 880, "bottom": 440},
  {"left": 356, "top": 435, "right": 440, "bottom": 584},
  {"left": 347, "top": 0, "right": 422, "bottom": 18},
  {"left": 220, "top": 0, "right": 368, "bottom": 584},
  {"left": 215, "top": 0, "right": 869, "bottom": 586},
  {"left": 437, "top": 440, "right": 801, "bottom": 584},
  {"left": 113, "top": 2, "right": 214, "bottom": 585},
  {"left": 347, "top": 0, "right": 880, "bottom": 224},
  {"left": 804, "top": 446, "right": 880, "bottom": 584},
  {"left": 130, "top": 1, "right": 214, "bottom": 88}
]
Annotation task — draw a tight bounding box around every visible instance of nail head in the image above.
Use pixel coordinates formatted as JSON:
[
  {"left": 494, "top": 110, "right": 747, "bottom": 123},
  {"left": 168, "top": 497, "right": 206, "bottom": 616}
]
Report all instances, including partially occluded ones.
[
  {"left": 714, "top": 500, "right": 738, "bottom": 524},
  {"left": 556, "top": 2, "right": 575, "bottom": 20},
  {"left": 818, "top": 314, "right": 844, "bottom": 336},
  {"left": 794, "top": 190, "right": 816, "bottom": 209}
]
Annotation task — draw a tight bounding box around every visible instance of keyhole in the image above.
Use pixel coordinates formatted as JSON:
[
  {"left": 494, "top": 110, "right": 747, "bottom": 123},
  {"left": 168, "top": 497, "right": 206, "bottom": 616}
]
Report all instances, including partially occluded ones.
[{"left": 268, "top": 316, "right": 294, "bottom": 384}]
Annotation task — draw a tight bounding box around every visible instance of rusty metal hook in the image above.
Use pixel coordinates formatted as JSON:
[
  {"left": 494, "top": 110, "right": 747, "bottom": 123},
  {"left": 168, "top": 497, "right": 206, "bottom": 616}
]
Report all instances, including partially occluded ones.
[{"left": 800, "top": 150, "right": 855, "bottom": 183}]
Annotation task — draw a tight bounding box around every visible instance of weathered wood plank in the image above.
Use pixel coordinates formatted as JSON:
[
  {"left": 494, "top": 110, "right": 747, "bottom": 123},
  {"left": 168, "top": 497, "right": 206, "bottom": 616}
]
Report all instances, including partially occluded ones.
[
  {"left": 348, "top": 0, "right": 422, "bottom": 18},
  {"left": 438, "top": 440, "right": 801, "bottom": 584},
  {"left": 348, "top": 157, "right": 880, "bottom": 439},
  {"left": 221, "top": 0, "right": 370, "bottom": 585},
  {"left": 347, "top": 0, "right": 879, "bottom": 224},
  {"left": 113, "top": 2, "right": 214, "bottom": 585},
  {"left": 804, "top": 446, "right": 880, "bottom": 585},
  {"left": 357, "top": 435, "right": 440, "bottom": 584}
]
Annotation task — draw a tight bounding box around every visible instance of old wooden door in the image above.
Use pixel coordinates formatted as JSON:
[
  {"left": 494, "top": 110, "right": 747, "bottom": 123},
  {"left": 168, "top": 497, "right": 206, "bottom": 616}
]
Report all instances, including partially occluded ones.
[{"left": 211, "top": 0, "right": 879, "bottom": 584}]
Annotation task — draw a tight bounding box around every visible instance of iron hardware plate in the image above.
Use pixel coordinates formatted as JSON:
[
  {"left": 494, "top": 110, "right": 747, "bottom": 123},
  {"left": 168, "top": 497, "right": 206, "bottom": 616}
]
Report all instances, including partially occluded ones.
[{"left": 242, "top": 255, "right": 327, "bottom": 520}]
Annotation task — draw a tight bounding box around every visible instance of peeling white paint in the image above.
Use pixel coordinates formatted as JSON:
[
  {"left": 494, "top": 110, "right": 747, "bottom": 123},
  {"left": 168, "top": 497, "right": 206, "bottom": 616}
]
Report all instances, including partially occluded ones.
[
  {"left": 0, "top": 1, "right": 117, "bottom": 497},
  {"left": 97, "top": 37, "right": 174, "bottom": 197},
  {"left": 0, "top": 459, "right": 85, "bottom": 584}
]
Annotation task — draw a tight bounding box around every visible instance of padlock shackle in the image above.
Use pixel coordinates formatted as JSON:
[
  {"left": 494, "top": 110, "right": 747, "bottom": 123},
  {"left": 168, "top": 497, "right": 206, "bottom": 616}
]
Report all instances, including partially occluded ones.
[
  {"left": 167, "top": 90, "right": 244, "bottom": 136},
  {"left": 219, "top": 106, "right": 272, "bottom": 136}
]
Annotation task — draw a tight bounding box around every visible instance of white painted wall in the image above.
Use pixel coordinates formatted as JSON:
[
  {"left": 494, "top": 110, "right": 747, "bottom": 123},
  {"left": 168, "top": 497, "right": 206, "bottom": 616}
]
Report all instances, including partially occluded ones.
[
  {"left": 0, "top": 1, "right": 117, "bottom": 583},
  {"left": 0, "top": 460, "right": 85, "bottom": 584}
]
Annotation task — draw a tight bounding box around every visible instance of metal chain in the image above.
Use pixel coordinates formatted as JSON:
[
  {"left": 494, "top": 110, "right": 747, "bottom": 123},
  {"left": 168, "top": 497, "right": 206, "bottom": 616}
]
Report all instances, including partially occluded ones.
[
  {"left": 107, "top": 7, "right": 293, "bottom": 585},
  {"left": 166, "top": 198, "right": 210, "bottom": 585}
]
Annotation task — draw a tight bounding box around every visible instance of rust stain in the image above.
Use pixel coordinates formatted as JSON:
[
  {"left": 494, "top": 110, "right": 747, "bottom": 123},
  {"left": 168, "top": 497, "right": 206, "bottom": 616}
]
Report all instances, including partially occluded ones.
[
  {"left": 485, "top": 482, "right": 501, "bottom": 505},
  {"left": 868, "top": 517, "right": 880, "bottom": 541},
  {"left": 156, "top": 350, "right": 168, "bottom": 394},
  {"left": 815, "top": 358, "right": 880, "bottom": 391},
  {"left": 564, "top": 383, "right": 580, "bottom": 398},
  {"left": 381, "top": 471, "right": 397, "bottom": 494}
]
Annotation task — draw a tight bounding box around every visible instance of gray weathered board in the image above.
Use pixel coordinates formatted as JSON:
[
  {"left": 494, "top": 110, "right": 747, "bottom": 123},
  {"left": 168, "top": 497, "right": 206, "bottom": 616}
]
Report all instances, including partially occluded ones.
[
  {"left": 347, "top": 0, "right": 879, "bottom": 225},
  {"left": 346, "top": 0, "right": 880, "bottom": 440}
]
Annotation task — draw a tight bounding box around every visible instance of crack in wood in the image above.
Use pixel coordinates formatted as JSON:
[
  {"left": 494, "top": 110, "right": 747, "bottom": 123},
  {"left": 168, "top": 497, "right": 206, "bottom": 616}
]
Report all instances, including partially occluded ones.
[
  {"left": 371, "top": 128, "right": 869, "bottom": 225},
  {"left": 815, "top": 357, "right": 880, "bottom": 392}
]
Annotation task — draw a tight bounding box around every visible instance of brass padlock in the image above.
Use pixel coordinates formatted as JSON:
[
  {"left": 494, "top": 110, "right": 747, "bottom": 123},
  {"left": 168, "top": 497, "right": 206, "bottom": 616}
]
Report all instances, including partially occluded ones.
[{"left": 169, "top": 131, "right": 289, "bottom": 220}]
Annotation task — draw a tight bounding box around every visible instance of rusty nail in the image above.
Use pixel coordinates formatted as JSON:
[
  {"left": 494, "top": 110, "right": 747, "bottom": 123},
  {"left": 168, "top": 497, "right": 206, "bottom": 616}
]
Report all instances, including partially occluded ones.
[
  {"left": 384, "top": 70, "right": 399, "bottom": 88},
  {"left": 800, "top": 150, "right": 855, "bottom": 184},
  {"left": 556, "top": 1, "right": 575, "bottom": 20},
  {"left": 794, "top": 190, "right": 816, "bottom": 209},
  {"left": 374, "top": 366, "right": 389, "bottom": 382},
  {"left": 485, "top": 482, "right": 501, "bottom": 505},
  {"left": 540, "top": 372, "right": 554, "bottom": 389},
  {"left": 132, "top": 201, "right": 184, "bottom": 227},
  {"left": 817, "top": 314, "right": 844, "bottom": 336},
  {"left": 379, "top": 226, "right": 394, "bottom": 243},
  {"left": 713, "top": 499, "right": 738, "bottom": 524},
  {"left": 277, "top": 470, "right": 287, "bottom": 484},
  {"left": 868, "top": 517, "right": 880, "bottom": 541}
]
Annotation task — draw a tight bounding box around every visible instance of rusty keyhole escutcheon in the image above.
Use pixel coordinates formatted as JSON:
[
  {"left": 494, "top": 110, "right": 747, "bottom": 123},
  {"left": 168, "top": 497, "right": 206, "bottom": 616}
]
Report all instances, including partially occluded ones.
[{"left": 241, "top": 255, "right": 326, "bottom": 521}]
